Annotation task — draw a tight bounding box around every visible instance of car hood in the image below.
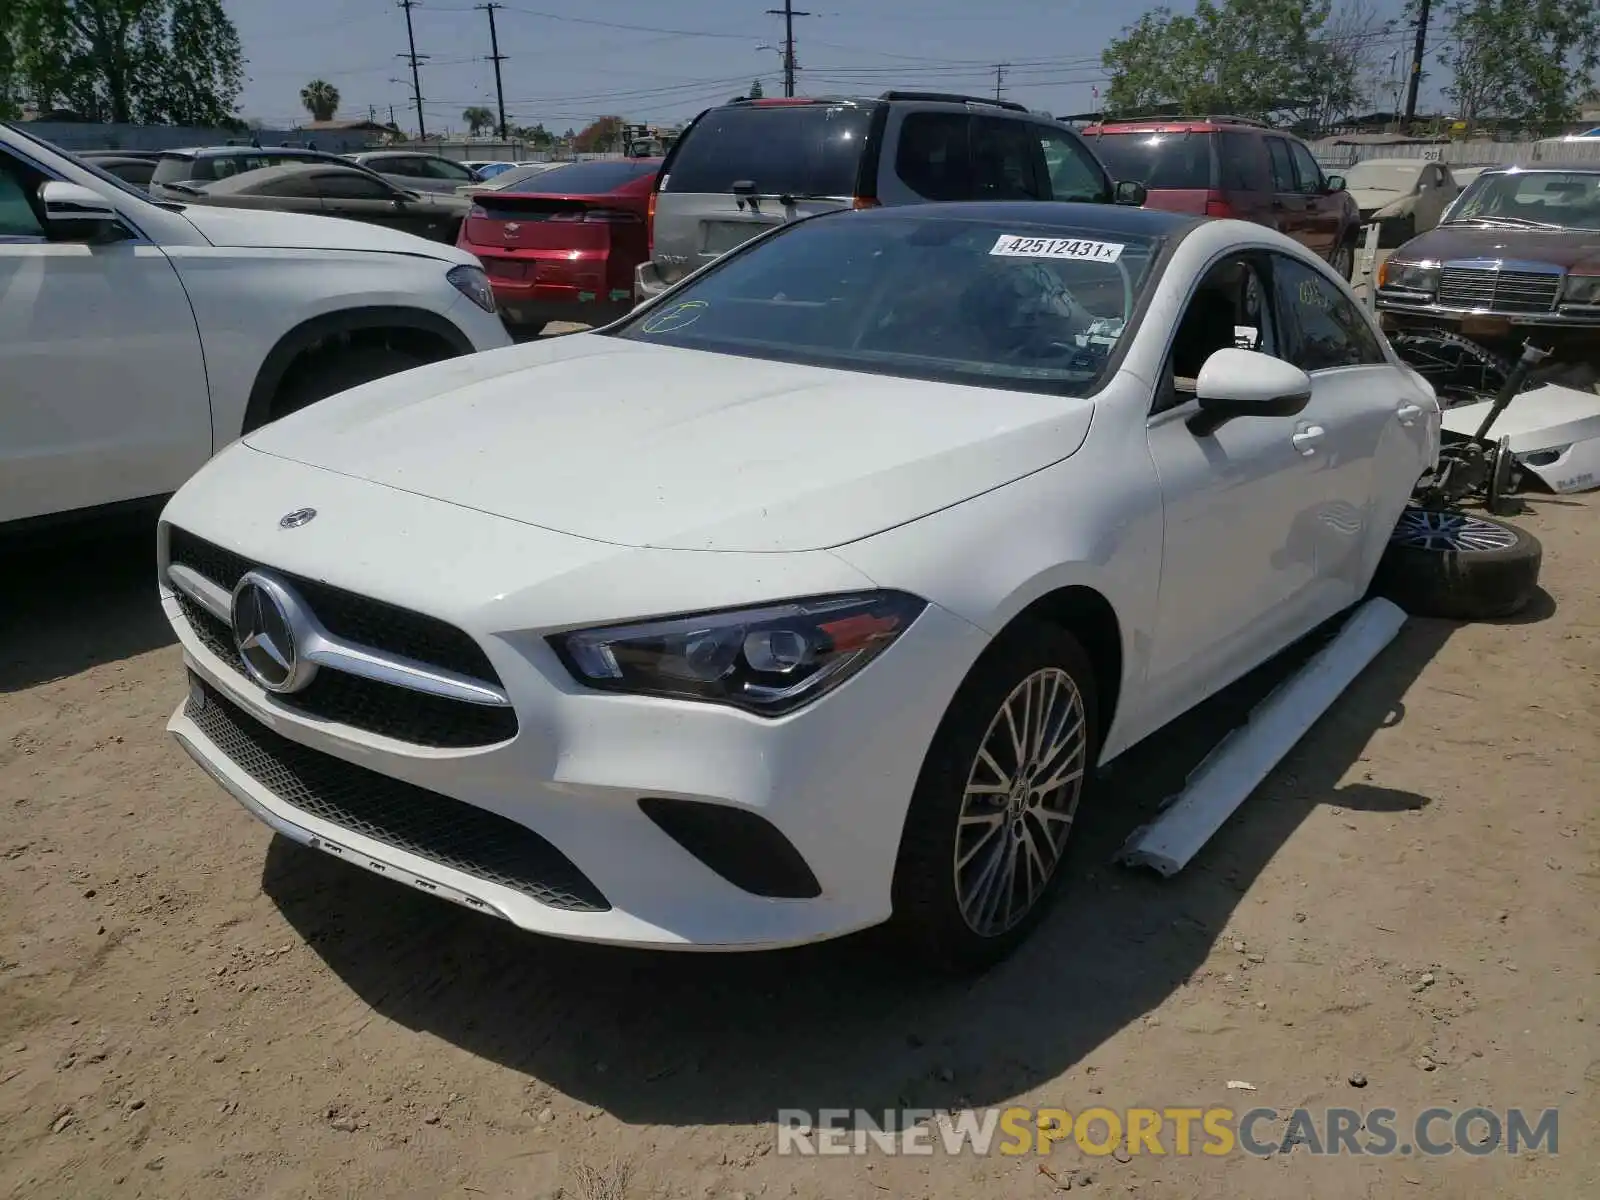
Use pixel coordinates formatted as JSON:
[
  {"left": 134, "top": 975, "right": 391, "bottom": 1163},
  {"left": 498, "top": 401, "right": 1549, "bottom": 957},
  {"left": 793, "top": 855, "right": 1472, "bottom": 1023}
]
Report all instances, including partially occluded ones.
[
  {"left": 176, "top": 203, "right": 475, "bottom": 263},
  {"left": 1395, "top": 223, "right": 1600, "bottom": 270},
  {"left": 1350, "top": 188, "right": 1413, "bottom": 216},
  {"left": 241, "top": 334, "right": 1098, "bottom": 553}
]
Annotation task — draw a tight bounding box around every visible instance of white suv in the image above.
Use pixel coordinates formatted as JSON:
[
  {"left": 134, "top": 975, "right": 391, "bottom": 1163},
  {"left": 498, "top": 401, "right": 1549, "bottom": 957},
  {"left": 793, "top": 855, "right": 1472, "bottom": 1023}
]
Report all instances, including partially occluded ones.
[{"left": 0, "top": 123, "right": 512, "bottom": 530}]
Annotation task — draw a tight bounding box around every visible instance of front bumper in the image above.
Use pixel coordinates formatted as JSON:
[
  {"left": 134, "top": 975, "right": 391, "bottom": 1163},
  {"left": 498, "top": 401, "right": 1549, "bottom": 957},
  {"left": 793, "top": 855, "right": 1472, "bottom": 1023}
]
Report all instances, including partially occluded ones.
[
  {"left": 1375, "top": 295, "right": 1600, "bottom": 328},
  {"left": 159, "top": 450, "right": 988, "bottom": 950}
]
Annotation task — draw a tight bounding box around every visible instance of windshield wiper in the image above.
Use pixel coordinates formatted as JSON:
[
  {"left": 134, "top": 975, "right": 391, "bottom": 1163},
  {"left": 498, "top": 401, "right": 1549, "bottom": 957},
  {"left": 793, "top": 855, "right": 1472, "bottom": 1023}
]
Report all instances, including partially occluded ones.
[{"left": 1443, "top": 214, "right": 1561, "bottom": 229}]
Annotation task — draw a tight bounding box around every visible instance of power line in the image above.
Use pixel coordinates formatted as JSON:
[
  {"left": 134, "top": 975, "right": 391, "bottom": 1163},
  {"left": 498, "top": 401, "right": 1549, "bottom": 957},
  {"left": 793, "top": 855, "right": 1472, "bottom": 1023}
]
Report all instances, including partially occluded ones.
[
  {"left": 764, "top": 1, "right": 812, "bottom": 98},
  {"left": 398, "top": 0, "right": 428, "bottom": 138},
  {"left": 477, "top": 2, "right": 509, "bottom": 138}
]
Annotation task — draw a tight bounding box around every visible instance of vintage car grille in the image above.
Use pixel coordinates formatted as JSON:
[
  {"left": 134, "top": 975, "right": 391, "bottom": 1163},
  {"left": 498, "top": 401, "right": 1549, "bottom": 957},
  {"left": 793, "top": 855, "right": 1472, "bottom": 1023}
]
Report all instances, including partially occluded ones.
[
  {"left": 187, "top": 677, "right": 607, "bottom": 912},
  {"left": 1436, "top": 267, "right": 1560, "bottom": 314},
  {"left": 167, "top": 527, "right": 519, "bottom": 749}
]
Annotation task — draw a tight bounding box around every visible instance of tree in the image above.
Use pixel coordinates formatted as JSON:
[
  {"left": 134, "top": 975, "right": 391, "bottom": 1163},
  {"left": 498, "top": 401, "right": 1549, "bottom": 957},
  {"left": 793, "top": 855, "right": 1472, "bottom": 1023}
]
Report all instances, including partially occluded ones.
[
  {"left": 1101, "top": 0, "right": 1362, "bottom": 129},
  {"left": 512, "top": 121, "right": 553, "bottom": 148},
  {"left": 1428, "top": 0, "right": 1600, "bottom": 131},
  {"left": 572, "top": 114, "right": 623, "bottom": 153},
  {"left": 5, "top": 0, "right": 242, "bottom": 125},
  {"left": 300, "top": 78, "right": 338, "bottom": 122},
  {"left": 748, "top": 78, "right": 764, "bottom": 99},
  {"left": 462, "top": 105, "right": 494, "bottom": 137}
]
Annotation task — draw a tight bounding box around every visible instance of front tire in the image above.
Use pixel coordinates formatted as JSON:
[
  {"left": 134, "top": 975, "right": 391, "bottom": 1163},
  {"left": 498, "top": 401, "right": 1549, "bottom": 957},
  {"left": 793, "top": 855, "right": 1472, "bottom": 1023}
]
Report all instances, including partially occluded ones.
[
  {"left": 1371, "top": 508, "right": 1542, "bottom": 620},
  {"left": 889, "top": 622, "right": 1099, "bottom": 974}
]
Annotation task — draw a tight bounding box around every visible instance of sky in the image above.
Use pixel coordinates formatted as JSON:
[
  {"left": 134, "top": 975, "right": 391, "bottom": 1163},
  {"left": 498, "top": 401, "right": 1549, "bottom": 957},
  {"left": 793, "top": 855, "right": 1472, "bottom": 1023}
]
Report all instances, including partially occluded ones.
[{"left": 225, "top": 0, "right": 1427, "bottom": 136}]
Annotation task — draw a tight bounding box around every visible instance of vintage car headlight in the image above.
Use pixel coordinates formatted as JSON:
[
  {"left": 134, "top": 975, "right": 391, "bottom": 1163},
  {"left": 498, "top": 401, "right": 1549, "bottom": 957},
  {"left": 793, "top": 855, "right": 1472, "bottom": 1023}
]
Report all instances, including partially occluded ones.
[
  {"left": 1376, "top": 259, "right": 1439, "bottom": 294},
  {"left": 550, "top": 591, "right": 927, "bottom": 716},
  {"left": 1560, "top": 274, "right": 1600, "bottom": 307}
]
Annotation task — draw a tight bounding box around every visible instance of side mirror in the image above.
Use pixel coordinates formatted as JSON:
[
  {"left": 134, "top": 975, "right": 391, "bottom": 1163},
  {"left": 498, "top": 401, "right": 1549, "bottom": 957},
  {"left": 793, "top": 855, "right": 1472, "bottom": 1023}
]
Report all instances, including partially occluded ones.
[
  {"left": 1114, "top": 179, "right": 1147, "bottom": 206},
  {"left": 1325, "top": 175, "right": 1346, "bottom": 193},
  {"left": 41, "top": 180, "right": 121, "bottom": 226},
  {"left": 1186, "top": 348, "right": 1312, "bottom": 436}
]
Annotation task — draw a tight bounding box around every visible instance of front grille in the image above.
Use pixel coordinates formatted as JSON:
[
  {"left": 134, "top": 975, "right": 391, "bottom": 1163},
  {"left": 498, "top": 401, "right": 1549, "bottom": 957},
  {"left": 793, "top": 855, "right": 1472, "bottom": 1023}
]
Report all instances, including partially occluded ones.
[
  {"left": 167, "top": 527, "right": 518, "bottom": 749},
  {"left": 187, "top": 677, "right": 608, "bottom": 912},
  {"left": 1437, "top": 267, "right": 1560, "bottom": 314}
]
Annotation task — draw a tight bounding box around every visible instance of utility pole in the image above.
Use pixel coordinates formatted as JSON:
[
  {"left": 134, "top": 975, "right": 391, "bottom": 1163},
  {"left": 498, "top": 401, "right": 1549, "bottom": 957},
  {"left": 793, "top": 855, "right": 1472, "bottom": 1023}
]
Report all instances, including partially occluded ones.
[
  {"left": 398, "top": 0, "right": 428, "bottom": 140},
  {"left": 389, "top": 104, "right": 397, "bottom": 126},
  {"left": 1402, "top": 0, "right": 1430, "bottom": 130},
  {"left": 478, "top": 2, "right": 508, "bottom": 140},
  {"left": 764, "top": 0, "right": 811, "bottom": 98},
  {"left": 994, "top": 63, "right": 1009, "bottom": 101}
]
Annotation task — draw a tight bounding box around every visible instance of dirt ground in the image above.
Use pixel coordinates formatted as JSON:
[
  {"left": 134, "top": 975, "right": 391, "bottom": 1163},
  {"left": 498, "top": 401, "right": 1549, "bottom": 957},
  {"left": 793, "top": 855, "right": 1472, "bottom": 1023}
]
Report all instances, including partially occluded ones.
[{"left": 2, "top": 492, "right": 1596, "bottom": 1200}]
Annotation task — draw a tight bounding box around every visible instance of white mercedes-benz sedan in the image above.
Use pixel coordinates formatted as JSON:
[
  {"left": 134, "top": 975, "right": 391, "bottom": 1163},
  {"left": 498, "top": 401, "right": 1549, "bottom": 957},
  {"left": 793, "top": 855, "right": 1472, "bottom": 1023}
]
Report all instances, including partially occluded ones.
[{"left": 160, "top": 201, "right": 1442, "bottom": 972}]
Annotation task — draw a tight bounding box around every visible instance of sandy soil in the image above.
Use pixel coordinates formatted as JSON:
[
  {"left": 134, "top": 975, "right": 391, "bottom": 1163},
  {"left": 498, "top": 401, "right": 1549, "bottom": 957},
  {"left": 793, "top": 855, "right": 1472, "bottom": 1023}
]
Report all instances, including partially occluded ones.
[{"left": 2, "top": 494, "right": 1596, "bottom": 1200}]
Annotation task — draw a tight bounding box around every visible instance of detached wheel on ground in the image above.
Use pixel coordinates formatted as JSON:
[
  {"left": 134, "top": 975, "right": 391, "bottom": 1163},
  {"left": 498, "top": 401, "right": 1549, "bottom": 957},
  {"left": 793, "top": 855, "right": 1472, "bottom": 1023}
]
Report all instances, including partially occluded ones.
[
  {"left": 889, "top": 621, "right": 1098, "bottom": 974},
  {"left": 262, "top": 346, "right": 428, "bottom": 428},
  {"left": 1371, "top": 507, "right": 1542, "bottom": 620}
]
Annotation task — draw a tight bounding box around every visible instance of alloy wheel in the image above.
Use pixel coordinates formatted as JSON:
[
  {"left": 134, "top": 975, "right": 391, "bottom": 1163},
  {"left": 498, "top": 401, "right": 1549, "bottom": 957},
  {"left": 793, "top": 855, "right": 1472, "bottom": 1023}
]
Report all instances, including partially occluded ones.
[
  {"left": 953, "top": 667, "right": 1088, "bottom": 937},
  {"left": 1391, "top": 508, "right": 1521, "bottom": 553}
]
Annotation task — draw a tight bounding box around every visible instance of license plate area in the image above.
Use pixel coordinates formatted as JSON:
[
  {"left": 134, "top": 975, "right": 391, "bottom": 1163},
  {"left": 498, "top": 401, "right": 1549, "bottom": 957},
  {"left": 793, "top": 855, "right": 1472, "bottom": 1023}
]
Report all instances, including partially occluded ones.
[{"left": 701, "top": 219, "right": 776, "bottom": 255}]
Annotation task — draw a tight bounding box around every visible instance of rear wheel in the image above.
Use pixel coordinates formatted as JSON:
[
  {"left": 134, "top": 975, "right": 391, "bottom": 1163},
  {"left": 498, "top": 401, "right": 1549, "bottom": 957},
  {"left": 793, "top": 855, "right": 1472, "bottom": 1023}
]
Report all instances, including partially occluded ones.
[
  {"left": 889, "top": 622, "right": 1098, "bottom": 974},
  {"left": 1371, "top": 508, "right": 1542, "bottom": 620}
]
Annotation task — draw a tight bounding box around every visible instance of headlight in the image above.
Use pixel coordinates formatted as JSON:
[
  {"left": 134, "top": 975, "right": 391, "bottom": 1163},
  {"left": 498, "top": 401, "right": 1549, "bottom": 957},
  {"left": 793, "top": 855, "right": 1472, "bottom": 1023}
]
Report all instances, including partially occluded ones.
[
  {"left": 550, "top": 591, "right": 927, "bottom": 716},
  {"left": 447, "top": 263, "right": 497, "bottom": 313},
  {"left": 1561, "top": 274, "right": 1600, "bottom": 307},
  {"left": 1377, "top": 260, "right": 1439, "bottom": 293}
]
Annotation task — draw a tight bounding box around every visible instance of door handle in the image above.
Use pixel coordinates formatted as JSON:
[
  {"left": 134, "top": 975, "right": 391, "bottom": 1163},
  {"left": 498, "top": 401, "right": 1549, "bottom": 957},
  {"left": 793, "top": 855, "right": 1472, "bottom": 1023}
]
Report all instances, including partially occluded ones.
[
  {"left": 1396, "top": 402, "right": 1422, "bottom": 426},
  {"left": 1291, "top": 425, "right": 1325, "bottom": 456}
]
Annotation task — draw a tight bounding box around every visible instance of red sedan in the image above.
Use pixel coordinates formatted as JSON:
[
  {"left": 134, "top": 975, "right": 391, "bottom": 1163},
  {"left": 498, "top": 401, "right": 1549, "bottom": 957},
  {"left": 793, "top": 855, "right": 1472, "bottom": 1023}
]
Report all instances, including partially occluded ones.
[{"left": 458, "top": 158, "right": 663, "bottom": 335}]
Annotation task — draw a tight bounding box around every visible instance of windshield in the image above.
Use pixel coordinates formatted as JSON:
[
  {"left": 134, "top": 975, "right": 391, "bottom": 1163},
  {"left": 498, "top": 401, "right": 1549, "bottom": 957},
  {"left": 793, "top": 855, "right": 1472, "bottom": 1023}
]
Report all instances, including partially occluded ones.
[
  {"left": 1343, "top": 162, "right": 1419, "bottom": 193},
  {"left": 610, "top": 212, "right": 1161, "bottom": 396},
  {"left": 1085, "top": 132, "right": 1215, "bottom": 189},
  {"left": 1445, "top": 170, "right": 1600, "bottom": 230},
  {"left": 2, "top": 123, "right": 157, "bottom": 203}
]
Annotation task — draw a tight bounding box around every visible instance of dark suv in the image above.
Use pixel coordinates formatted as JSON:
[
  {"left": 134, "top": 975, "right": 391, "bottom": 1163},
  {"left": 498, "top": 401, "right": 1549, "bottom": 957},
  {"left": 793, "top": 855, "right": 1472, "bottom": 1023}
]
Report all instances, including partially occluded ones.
[
  {"left": 637, "top": 91, "right": 1140, "bottom": 302},
  {"left": 1081, "top": 115, "right": 1362, "bottom": 278}
]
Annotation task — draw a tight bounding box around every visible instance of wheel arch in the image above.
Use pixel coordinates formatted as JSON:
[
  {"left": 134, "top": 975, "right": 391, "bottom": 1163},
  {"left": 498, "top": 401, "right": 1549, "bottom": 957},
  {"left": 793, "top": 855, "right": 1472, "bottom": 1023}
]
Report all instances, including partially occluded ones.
[
  {"left": 993, "top": 583, "right": 1125, "bottom": 752},
  {"left": 241, "top": 306, "right": 476, "bottom": 433}
]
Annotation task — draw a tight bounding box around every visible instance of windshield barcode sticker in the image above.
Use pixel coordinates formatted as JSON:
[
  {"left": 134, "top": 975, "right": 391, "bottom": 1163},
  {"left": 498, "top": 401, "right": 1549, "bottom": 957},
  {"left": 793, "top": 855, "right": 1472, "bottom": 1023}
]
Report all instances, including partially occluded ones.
[{"left": 990, "top": 235, "right": 1125, "bottom": 263}]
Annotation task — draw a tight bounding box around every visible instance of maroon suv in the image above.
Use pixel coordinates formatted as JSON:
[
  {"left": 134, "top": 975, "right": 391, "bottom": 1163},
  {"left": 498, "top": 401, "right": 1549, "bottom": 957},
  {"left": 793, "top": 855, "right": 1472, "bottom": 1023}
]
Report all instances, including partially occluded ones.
[{"left": 1082, "top": 116, "right": 1363, "bottom": 278}]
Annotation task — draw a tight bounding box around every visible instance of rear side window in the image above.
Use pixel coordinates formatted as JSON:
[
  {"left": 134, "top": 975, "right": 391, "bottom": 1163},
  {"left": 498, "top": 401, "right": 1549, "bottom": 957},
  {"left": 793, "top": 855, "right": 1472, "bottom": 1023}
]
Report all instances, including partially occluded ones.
[
  {"left": 896, "top": 112, "right": 973, "bottom": 201},
  {"left": 519, "top": 159, "right": 659, "bottom": 193},
  {"left": 1087, "top": 131, "right": 1214, "bottom": 189},
  {"left": 1218, "top": 131, "right": 1268, "bottom": 191},
  {"left": 151, "top": 155, "right": 197, "bottom": 185},
  {"left": 663, "top": 104, "right": 873, "bottom": 196},
  {"left": 1270, "top": 253, "right": 1385, "bottom": 371},
  {"left": 1265, "top": 138, "right": 1296, "bottom": 192},
  {"left": 969, "top": 116, "right": 1048, "bottom": 200}
]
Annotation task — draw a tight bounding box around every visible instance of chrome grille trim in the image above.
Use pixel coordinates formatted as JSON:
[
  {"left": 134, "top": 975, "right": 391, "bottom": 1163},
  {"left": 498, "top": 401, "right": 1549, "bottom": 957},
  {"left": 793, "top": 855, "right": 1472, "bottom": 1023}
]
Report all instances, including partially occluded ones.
[
  {"left": 1436, "top": 266, "right": 1561, "bottom": 314},
  {"left": 166, "top": 561, "right": 512, "bottom": 709}
]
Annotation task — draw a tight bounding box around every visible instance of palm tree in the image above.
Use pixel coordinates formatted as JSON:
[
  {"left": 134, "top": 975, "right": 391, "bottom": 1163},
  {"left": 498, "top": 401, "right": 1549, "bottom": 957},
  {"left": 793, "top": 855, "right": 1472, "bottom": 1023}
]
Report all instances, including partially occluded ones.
[
  {"left": 462, "top": 106, "right": 495, "bottom": 137},
  {"left": 300, "top": 79, "right": 339, "bottom": 123}
]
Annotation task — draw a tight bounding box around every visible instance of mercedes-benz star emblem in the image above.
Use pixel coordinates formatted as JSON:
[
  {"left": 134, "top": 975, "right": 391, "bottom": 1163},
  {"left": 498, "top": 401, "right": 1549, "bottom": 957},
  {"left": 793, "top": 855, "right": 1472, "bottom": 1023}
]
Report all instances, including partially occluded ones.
[
  {"left": 279, "top": 507, "right": 317, "bottom": 529},
  {"left": 230, "top": 571, "right": 318, "bottom": 694}
]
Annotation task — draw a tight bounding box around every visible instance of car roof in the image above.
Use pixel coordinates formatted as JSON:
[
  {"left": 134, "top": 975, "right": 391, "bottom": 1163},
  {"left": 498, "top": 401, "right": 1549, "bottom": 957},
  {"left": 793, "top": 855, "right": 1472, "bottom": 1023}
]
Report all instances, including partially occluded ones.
[
  {"left": 161, "top": 145, "right": 331, "bottom": 159},
  {"left": 1347, "top": 157, "right": 1430, "bottom": 168},
  {"left": 848, "top": 199, "right": 1200, "bottom": 237},
  {"left": 1490, "top": 161, "right": 1600, "bottom": 174}
]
